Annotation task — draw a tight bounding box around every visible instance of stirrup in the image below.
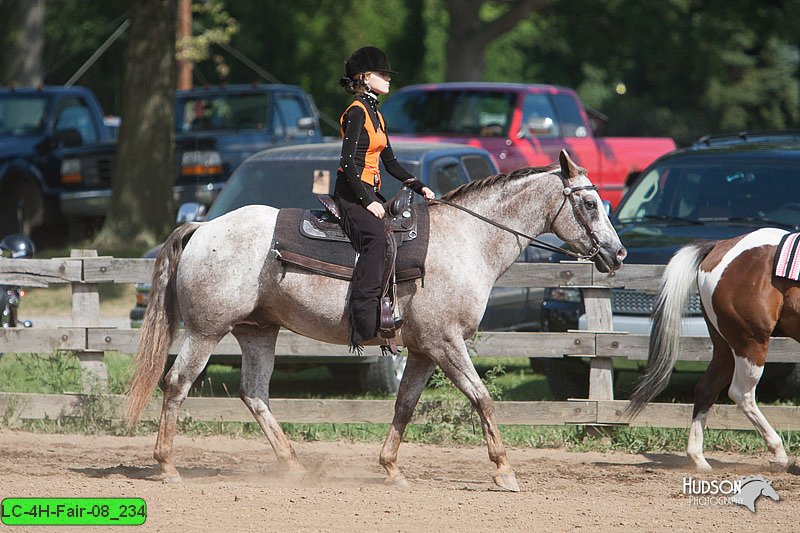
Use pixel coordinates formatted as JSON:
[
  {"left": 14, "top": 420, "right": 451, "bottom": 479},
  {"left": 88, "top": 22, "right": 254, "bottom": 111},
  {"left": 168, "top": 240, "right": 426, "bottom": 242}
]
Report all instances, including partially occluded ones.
[{"left": 379, "top": 296, "right": 399, "bottom": 337}]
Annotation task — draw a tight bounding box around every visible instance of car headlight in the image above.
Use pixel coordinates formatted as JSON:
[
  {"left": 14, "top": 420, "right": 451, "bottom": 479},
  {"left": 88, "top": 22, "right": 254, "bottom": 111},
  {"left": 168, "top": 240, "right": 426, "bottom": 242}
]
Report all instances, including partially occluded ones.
[
  {"left": 181, "top": 150, "right": 222, "bottom": 176},
  {"left": 60, "top": 158, "right": 82, "bottom": 184}
]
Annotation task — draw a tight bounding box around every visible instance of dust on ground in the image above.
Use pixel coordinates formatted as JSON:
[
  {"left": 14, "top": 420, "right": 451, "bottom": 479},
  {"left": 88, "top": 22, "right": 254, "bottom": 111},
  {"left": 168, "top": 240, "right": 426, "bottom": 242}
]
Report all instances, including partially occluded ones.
[{"left": 0, "top": 430, "right": 797, "bottom": 532}]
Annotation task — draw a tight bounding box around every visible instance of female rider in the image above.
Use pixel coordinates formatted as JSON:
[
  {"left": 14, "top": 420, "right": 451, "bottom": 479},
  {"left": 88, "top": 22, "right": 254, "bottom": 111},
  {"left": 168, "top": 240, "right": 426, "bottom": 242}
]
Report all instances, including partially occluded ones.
[{"left": 336, "top": 46, "right": 435, "bottom": 350}]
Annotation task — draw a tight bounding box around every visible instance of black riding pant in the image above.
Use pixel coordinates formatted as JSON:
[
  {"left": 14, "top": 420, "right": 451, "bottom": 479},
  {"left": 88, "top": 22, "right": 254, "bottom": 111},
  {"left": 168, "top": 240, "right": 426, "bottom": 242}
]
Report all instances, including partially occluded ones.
[{"left": 336, "top": 189, "right": 387, "bottom": 348}]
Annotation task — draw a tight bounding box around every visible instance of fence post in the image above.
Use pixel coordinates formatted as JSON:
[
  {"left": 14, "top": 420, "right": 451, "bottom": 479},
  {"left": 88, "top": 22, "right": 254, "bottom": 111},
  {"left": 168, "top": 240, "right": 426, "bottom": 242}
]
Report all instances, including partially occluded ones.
[
  {"left": 70, "top": 249, "right": 108, "bottom": 392},
  {"left": 583, "top": 287, "right": 614, "bottom": 400}
]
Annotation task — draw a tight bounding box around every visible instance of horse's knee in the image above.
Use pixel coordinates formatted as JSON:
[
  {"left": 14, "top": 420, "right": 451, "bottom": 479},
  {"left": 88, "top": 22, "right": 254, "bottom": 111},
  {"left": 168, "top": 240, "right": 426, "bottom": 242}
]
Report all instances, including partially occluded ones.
[{"left": 726, "top": 385, "right": 744, "bottom": 405}]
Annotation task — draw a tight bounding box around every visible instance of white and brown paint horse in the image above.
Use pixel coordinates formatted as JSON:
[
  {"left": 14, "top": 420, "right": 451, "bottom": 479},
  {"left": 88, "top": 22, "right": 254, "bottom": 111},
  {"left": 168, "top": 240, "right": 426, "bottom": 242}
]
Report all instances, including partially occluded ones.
[
  {"left": 126, "top": 150, "right": 626, "bottom": 491},
  {"left": 627, "top": 227, "right": 797, "bottom": 470}
]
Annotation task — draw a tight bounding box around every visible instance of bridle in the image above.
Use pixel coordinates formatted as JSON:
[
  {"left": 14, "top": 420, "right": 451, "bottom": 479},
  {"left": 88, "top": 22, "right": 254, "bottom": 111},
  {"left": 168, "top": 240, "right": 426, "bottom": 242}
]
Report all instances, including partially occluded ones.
[{"left": 430, "top": 172, "right": 604, "bottom": 261}]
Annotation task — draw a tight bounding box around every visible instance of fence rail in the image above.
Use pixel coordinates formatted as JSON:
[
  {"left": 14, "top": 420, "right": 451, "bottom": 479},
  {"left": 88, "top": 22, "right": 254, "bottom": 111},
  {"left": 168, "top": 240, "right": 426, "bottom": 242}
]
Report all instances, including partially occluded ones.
[{"left": 1, "top": 253, "right": 799, "bottom": 431}]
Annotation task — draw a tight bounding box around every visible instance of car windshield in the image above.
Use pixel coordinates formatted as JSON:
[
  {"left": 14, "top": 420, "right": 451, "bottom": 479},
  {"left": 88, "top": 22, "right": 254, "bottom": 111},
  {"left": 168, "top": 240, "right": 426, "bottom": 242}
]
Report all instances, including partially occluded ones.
[
  {"left": 0, "top": 95, "right": 47, "bottom": 137},
  {"left": 177, "top": 93, "right": 269, "bottom": 132},
  {"left": 381, "top": 90, "right": 515, "bottom": 137},
  {"left": 207, "top": 157, "right": 422, "bottom": 220},
  {"left": 615, "top": 159, "right": 800, "bottom": 229}
]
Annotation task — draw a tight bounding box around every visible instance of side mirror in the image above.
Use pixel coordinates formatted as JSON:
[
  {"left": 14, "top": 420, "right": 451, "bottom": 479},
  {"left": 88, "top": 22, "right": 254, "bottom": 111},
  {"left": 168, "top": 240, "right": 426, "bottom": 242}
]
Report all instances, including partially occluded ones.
[
  {"left": 603, "top": 200, "right": 612, "bottom": 216},
  {"left": 517, "top": 117, "right": 554, "bottom": 139},
  {"left": 54, "top": 128, "right": 83, "bottom": 148},
  {"left": 297, "top": 116, "right": 315, "bottom": 133},
  {"left": 586, "top": 108, "right": 608, "bottom": 137},
  {"left": 177, "top": 202, "right": 207, "bottom": 224}
]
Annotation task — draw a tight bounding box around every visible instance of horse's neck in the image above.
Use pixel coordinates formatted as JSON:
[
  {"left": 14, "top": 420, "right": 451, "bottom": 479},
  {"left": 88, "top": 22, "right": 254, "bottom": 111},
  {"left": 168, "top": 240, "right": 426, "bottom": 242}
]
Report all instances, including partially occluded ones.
[{"left": 440, "top": 176, "right": 555, "bottom": 277}]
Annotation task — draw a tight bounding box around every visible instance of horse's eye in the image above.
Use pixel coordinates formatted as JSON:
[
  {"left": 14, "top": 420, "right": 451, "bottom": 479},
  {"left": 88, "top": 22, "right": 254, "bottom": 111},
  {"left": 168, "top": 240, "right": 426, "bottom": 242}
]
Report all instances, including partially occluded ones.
[{"left": 585, "top": 199, "right": 597, "bottom": 210}]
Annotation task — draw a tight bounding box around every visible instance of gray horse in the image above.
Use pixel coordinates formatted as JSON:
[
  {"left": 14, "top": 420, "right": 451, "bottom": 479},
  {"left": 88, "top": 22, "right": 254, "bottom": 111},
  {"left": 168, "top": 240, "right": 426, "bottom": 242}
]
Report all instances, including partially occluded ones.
[{"left": 126, "top": 150, "right": 626, "bottom": 491}]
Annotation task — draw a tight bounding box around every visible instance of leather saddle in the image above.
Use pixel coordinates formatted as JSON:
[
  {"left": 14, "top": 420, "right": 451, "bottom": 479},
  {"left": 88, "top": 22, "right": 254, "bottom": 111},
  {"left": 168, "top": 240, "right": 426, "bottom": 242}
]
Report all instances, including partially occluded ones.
[
  {"left": 300, "top": 188, "right": 419, "bottom": 244},
  {"left": 302, "top": 187, "right": 420, "bottom": 354}
]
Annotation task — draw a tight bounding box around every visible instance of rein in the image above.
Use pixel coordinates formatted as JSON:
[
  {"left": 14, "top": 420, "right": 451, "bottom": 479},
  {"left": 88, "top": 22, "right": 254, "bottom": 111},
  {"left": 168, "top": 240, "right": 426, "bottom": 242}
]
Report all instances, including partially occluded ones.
[{"left": 430, "top": 180, "right": 602, "bottom": 260}]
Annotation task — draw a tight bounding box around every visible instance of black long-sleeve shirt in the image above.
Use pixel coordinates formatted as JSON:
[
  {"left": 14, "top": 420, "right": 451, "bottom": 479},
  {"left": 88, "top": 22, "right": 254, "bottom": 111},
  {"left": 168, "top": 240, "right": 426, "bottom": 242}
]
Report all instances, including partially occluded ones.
[{"left": 337, "top": 93, "right": 423, "bottom": 207}]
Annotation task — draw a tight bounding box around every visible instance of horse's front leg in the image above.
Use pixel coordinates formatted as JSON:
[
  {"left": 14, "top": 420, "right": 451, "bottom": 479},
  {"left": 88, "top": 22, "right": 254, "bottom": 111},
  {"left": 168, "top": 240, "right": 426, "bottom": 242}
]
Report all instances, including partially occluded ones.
[
  {"left": 379, "top": 351, "right": 436, "bottom": 486},
  {"left": 434, "top": 336, "right": 519, "bottom": 492}
]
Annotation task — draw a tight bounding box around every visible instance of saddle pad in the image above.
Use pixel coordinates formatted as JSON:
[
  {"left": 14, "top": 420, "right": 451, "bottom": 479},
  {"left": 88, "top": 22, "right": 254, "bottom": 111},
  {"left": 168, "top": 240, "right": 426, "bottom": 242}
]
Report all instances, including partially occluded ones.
[
  {"left": 272, "top": 203, "right": 429, "bottom": 282},
  {"left": 774, "top": 232, "right": 800, "bottom": 280}
]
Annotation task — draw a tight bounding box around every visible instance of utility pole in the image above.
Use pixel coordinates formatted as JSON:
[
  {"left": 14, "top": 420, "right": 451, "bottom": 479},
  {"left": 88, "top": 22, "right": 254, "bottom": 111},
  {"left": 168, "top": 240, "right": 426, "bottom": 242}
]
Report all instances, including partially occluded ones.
[{"left": 177, "top": 0, "right": 192, "bottom": 90}]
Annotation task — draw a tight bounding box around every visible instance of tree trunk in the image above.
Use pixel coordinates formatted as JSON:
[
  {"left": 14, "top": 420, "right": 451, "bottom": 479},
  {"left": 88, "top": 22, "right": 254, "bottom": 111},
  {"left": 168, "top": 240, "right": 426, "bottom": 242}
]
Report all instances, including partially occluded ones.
[
  {"left": 444, "top": 0, "right": 545, "bottom": 81},
  {"left": 96, "top": 0, "right": 177, "bottom": 249},
  {"left": 0, "top": 0, "right": 44, "bottom": 86}
]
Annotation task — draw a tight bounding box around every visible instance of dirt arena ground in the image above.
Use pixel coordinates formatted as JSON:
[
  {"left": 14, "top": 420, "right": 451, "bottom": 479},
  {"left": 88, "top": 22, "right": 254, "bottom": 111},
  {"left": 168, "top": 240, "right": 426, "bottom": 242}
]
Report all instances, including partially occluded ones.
[{"left": 0, "top": 430, "right": 797, "bottom": 532}]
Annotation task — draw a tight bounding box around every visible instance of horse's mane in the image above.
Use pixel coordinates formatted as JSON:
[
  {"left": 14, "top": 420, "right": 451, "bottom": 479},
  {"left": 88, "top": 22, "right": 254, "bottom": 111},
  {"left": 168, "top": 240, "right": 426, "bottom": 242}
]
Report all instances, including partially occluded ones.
[{"left": 440, "top": 163, "right": 560, "bottom": 201}]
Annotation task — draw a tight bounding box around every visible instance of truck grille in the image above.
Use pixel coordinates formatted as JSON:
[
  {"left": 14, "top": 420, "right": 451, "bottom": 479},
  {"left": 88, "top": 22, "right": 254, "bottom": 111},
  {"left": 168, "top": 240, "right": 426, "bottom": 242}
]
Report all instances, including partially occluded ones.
[
  {"left": 82, "top": 156, "right": 114, "bottom": 185},
  {"left": 611, "top": 289, "right": 703, "bottom": 316}
]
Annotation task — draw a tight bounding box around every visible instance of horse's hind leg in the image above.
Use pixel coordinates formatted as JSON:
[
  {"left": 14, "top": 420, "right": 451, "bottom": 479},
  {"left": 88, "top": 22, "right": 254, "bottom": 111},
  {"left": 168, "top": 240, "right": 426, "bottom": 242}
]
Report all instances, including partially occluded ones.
[
  {"left": 688, "top": 328, "right": 734, "bottom": 470},
  {"left": 379, "top": 350, "right": 436, "bottom": 486},
  {"left": 727, "top": 344, "right": 788, "bottom": 470},
  {"left": 154, "top": 332, "right": 221, "bottom": 482},
  {"left": 432, "top": 337, "right": 518, "bottom": 492},
  {"left": 233, "top": 324, "right": 303, "bottom": 476}
]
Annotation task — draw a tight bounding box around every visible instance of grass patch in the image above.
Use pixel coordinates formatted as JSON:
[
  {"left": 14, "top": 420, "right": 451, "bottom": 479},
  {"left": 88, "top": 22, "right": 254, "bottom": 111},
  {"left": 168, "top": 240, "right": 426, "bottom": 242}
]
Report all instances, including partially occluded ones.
[{"left": 2, "top": 352, "right": 800, "bottom": 457}]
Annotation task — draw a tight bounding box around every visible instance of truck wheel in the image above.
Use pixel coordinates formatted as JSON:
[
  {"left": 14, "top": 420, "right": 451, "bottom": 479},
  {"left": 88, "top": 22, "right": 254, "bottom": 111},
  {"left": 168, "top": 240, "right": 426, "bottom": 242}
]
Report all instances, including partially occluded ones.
[
  {"left": 0, "top": 178, "right": 44, "bottom": 237},
  {"left": 758, "top": 363, "right": 800, "bottom": 401},
  {"left": 358, "top": 354, "right": 407, "bottom": 394}
]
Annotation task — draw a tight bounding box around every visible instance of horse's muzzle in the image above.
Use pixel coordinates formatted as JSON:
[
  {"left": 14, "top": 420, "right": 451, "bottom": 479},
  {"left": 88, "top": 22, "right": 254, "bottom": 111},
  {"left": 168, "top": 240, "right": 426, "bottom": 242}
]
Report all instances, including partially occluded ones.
[{"left": 594, "top": 246, "right": 627, "bottom": 273}]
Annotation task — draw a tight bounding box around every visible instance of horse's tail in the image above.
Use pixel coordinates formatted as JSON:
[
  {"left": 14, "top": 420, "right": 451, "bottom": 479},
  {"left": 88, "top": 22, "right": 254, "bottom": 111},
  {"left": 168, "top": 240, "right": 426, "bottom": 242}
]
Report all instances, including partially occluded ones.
[
  {"left": 125, "top": 222, "right": 202, "bottom": 427},
  {"left": 625, "top": 241, "right": 716, "bottom": 418}
]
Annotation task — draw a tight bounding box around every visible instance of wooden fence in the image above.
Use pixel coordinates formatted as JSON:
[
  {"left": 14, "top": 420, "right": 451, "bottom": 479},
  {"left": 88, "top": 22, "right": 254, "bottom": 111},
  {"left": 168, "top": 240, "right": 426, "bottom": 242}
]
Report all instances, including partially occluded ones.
[{"left": 1, "top": 252, "right": 799, "bottom": 431}]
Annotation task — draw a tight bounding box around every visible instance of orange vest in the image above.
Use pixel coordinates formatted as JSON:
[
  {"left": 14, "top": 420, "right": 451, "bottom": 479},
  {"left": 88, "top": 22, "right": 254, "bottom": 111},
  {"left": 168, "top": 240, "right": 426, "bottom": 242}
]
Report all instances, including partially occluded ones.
[{"left": 340, "top": 99, "right": 387, "bottom": 189}]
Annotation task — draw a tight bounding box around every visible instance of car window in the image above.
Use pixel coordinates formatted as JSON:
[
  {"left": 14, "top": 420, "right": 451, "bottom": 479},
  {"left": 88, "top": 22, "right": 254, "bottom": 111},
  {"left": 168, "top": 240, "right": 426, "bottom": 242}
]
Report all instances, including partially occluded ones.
[
  {"left": 521, "top": 93, "right": 559, "bottom": 138},
  {"left": 381, "top": 90, "right": 514, "bottom": 137},
  {"left": 208, "top": 159, "right": 337, "bottom": 218},
  {"left": 616, "top": 159, "right": 800, "bottom": 226},
  {"left": 207, "top": 156, "right": 426, "bottom": 219},
  {"left": 428, "top": 162, "right": 465, "bottom": 196},
  {"left": 273, "top": 93, "right": 311, "bottom": 138},
  {"left": 55, "top": 97, "right": 97, "bottom": 143},
  {"left": 0, "top": 95, "right": 47, "bottom": 137},
  {"left": 462, "top": 155, "right": 495, "bottom": 181},
  {"left": 178, "top": 93, "right": 270, "bottom": 132},
  {"left": 378, "top": 160, "right": 423, "bottom": 200},
  {"left": 551, "top": 93, "right": 588, "bottom": 138}
]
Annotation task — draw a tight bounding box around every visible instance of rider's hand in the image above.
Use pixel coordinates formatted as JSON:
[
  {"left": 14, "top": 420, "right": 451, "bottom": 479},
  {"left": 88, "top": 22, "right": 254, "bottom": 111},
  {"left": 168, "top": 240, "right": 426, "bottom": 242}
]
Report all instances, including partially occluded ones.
[
  {"left": 367, "top": 201, "right": 385, "bottom": 219},
  {"left": 421, "top": 187, "right": 435, "bottom": 200}
]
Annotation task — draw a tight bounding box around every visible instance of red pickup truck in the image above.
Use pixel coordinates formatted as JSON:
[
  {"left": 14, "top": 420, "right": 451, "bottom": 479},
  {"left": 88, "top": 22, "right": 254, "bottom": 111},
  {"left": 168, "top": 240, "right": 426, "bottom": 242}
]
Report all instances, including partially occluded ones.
[{"left": 380, "top": 82, "right": 676, "bottom": 208}]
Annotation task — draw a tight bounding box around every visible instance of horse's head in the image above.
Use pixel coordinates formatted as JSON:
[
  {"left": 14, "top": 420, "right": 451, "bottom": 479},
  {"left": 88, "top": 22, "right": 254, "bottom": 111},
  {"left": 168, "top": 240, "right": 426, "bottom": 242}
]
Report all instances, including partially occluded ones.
[{"left": 548, "top": 150, "right": 626, "bottom": 273}]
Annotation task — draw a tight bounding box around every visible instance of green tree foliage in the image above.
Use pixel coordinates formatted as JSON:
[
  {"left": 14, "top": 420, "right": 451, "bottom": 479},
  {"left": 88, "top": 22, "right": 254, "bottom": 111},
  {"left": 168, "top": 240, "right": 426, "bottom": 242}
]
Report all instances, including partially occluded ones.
[{"left": 493, "top": 0, "right": 800, "bottom": 144}]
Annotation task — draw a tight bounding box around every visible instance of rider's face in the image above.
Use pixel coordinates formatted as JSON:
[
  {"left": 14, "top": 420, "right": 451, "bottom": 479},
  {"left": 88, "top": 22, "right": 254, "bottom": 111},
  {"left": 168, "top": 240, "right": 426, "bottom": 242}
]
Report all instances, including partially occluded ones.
[{"left": 365, "top": 71, "right": 391, "bottom": 95}]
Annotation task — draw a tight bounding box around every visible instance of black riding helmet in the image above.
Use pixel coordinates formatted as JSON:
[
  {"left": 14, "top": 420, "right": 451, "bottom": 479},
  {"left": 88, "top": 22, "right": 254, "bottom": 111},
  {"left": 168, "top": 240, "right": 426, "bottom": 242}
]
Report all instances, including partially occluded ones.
[
  {"left": 345, "top": 46, "right": 397, "bottom": 78},
  {"left": 0, "top": 234, "right": 35, "bottom": 258}
]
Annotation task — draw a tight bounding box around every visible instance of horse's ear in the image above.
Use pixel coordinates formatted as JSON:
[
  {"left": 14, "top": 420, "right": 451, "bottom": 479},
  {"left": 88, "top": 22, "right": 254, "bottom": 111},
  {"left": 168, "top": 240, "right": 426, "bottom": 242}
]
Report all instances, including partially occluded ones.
[{"left": 559, "top": 149, "right": 579, "bottom": 180}]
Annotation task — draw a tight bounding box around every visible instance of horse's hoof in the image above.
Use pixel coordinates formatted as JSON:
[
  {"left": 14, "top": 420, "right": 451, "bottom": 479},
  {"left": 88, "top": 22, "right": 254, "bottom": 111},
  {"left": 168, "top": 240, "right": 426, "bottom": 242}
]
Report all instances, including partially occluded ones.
[
  {"left": 768, "top": 458, "right": 789, "bottom": 472},
  {"left": 161, "top": 474, "right": 182, "bottom": 484},
  {"left": 694, "top": 463, "right": 712, "bottom": 471},
  {"left": 492, "top": 472, "right": 520, "bottom": 492},
  {"left": 384, "top": 476, "right": 410, "bottom": 488}
]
